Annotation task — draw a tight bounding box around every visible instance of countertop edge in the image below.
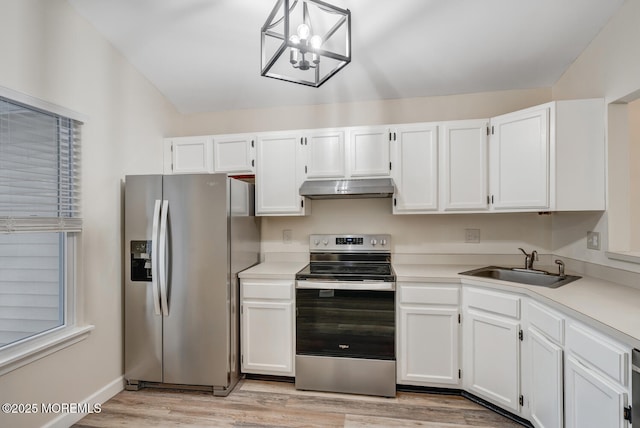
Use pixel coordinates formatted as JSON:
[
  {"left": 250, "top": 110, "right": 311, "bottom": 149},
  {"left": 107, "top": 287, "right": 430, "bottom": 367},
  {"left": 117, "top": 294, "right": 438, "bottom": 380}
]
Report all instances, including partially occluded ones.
[
  {"left": 394, "top": 263, "right": 640, "bottom": 350},
  {"left": 238, "top": 261, "right": 640, "bottom": 349}
]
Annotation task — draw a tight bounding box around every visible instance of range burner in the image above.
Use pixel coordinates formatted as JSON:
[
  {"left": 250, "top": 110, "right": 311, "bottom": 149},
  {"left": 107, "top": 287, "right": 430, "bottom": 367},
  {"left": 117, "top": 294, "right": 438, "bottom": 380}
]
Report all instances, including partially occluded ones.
[
  {"left": 295, "top": 234, "right": 395, "bottom": 283},
  {"left": 296, "top": 261, "right": 394, "bottom": 281}
]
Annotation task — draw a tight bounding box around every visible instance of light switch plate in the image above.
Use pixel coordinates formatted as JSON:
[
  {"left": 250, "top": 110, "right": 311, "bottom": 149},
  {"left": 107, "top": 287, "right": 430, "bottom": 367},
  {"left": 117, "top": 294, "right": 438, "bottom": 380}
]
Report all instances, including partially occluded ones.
[
  {"left": 587, "top": 231, "right": 601, "bottom": 250},
  {"left": 283, "top": 229, "right": 292, "bottom": 244}
]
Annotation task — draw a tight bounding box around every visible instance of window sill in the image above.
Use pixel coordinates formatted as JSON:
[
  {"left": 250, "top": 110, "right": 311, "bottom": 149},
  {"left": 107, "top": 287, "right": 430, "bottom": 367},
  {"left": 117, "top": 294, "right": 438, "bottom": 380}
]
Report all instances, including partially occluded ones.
[
  {"left": 606, "top": 251, "right": 640, "bottom": 265},
  {"left": 0, "top": 325, "right": 94, "bottom": 376}
]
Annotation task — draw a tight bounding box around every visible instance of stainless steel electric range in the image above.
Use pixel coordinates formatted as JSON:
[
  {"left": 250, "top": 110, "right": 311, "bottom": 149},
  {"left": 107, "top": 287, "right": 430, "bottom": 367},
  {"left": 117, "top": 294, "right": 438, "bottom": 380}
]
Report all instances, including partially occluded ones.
[{"left": 295, "top": 234, "right": 396, "bottom": 397}]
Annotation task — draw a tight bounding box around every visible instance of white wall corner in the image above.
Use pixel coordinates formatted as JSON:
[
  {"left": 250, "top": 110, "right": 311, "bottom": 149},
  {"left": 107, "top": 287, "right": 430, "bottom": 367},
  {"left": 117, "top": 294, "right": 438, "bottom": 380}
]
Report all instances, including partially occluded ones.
[{"left": 41, "top": 376, "right": 124, "bottom": 428}]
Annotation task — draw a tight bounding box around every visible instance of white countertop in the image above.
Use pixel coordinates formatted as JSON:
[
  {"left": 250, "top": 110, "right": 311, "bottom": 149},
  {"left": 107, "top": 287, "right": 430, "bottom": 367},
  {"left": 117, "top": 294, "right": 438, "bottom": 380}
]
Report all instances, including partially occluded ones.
[
  {"left": 239, "top": 261, "right": 640, "bottom": 349},
  {"left": 239, "top": 261, "right": 308, "bottom": 280},
  {"left": 394, "top": 263, "right": 640, "bottom": 349}
]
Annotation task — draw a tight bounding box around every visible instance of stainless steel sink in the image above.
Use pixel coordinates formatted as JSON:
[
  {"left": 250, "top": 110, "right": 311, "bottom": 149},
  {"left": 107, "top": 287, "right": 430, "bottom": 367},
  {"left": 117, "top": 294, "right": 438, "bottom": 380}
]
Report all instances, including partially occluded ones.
[{"left": 459, "top": 266, "right": 581, "bottom": 288}]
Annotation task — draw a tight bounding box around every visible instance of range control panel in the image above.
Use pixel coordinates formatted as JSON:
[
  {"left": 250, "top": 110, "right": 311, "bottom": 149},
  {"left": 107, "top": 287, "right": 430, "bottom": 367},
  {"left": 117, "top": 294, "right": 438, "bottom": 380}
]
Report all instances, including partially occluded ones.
[
  {"left": 309, "top": 234, "right": 391, "bottom": 252},
  {"left": 336, "top": 237, "right": 363, "bottom": 245}
]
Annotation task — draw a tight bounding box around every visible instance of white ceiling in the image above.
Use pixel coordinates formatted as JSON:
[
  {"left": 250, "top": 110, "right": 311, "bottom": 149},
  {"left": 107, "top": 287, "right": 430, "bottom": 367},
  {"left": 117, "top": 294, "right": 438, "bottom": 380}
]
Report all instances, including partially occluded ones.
[{"left": 67, "top": 0, "right": 625, "bottom": 114}]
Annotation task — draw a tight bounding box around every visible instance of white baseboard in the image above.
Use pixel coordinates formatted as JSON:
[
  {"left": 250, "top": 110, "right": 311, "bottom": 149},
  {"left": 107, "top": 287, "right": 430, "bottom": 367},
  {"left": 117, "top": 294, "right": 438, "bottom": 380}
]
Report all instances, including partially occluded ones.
[{"left": 42, "top": 376, "right": 124, "bottom": 428}]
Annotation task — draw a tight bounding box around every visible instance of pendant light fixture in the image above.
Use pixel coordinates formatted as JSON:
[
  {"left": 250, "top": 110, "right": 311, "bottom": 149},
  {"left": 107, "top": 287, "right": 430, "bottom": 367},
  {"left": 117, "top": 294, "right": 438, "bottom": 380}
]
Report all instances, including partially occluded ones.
[{"left": 261, "top": 0, "right": 351, "bottom": 87}]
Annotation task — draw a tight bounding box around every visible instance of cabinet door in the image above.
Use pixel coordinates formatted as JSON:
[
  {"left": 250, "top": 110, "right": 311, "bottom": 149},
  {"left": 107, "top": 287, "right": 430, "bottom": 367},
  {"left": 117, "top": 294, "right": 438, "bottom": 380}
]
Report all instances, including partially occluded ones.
[
  {"left": 213, "top": 134, "right": 255, "bottom": 174},
  {"left": 526, "top": 328, "right": 564, "bottom": 428},
  {"left": 391, "top": 124, "right": 438, "bottom": 213},
  {"left": 304, "top": 130, "right": 345, "bottom": 179},
  {"left": 441, "top": 120, "right": 489, "bottom": 211},
  {"left": 464, "top": 310, "right": 521, "bottom": 412},
  {"left": 256, "top": 133, "right": 307, "bottom": 215},
  {"left": 398, "top": 305, "right": 459, "bottom": 386},
  {"left": 241, "top": 300, "right": 294, "bottom": 376},
  {"left": 565, "top": 355, "right": 629, "bottom": 428},
  {"left": 490, "top": 107, "right": 549, "bottom": 210},
  {"left": 166, "top": 136, "right": 214, "bottom": 174},
  {"left": 349, "top": 127, "right": 391, "bottom": 177}
]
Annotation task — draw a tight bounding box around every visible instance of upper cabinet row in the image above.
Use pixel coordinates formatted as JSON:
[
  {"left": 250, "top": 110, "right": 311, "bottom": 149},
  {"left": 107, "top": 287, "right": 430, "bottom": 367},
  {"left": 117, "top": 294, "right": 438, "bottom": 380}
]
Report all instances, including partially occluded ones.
[
  {"left": 163, "top": 134, "right": 256, "bottom": 175},
  {"left": 163, "top": 99, "right": 605, "bottom": 216},
  {"left": 255, "top": 127, "right": 393, "bottom": 215},
  {"left": 392, "top": 99, "right": 605, "bottom": 215}
]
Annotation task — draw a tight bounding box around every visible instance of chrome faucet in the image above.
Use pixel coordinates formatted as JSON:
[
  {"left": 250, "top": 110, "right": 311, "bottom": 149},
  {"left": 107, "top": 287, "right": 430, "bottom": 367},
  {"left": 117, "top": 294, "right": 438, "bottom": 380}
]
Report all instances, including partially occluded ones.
[
  {"left": 555, "top": 259, "right": 566, "bottom": 278},
  {"left": 518, "top": 248, "right": 539, "bottom": 270}
]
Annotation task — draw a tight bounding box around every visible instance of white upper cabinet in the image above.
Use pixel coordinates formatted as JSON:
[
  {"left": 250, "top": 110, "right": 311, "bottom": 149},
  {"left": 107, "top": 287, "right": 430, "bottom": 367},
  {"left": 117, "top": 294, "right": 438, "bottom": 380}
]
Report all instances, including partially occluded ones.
[
  {"left": 303, "top": 126, "right": 390, "bottom": 180},
  {"left": 489, "top": 107, "right": 550, "bottom": 210},
  {"left": 165, "top": 98, "right": 603, "bottom": 214},
  {"left": 391, "top": 123, "right": 439, "bottom": 213},
  {"left": 163, "top": 136, "right": 214, "bottom": 174},
  {"left": 213, "top": 134, "right": 255, "bottom": 174},
  {"left": 348, "top": 126, "right": 391, "bottom": 177},
  {"left": 488, "top": 98, "right": 605, "bottom": 212},
  {"left": 303, "top": 129, "right": 345, "bottom": 179},
  {"left": 440, "top": 120, "right": 489, "bottom": 211},
  {"left": 552, "top": 99, "right": 605, "bottom": 211},
  {"left": 256, "top": 132, "right": 309, "bottom": 216}
]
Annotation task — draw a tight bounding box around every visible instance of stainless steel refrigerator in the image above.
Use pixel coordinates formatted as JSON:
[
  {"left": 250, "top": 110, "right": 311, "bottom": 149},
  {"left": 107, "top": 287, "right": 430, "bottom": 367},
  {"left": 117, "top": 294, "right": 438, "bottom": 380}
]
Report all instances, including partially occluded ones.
[{"left": 124, "top": 174, "right": 260, "bottom": 395}]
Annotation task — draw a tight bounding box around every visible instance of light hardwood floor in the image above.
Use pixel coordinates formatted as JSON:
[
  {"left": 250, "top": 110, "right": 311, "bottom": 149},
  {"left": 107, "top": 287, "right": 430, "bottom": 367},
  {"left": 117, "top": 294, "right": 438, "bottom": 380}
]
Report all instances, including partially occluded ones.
[{"left": 75, "top": 379, "right": 523, "bottom": 427}]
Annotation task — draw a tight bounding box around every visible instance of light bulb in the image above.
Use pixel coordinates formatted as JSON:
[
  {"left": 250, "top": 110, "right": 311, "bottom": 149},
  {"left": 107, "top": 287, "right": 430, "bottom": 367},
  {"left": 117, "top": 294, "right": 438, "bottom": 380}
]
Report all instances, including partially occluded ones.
[
  {"left": 290, "top": 47, "right": 299, "bottom": 64},
  {"left": 289, "top": 35, "right": 300, "bottom": 45},
  {"left": 297, "top": 23, "right": 310, "bottom": 40},
  {"left": 310, "top": 35, "right": 322, "bottom": 49}
]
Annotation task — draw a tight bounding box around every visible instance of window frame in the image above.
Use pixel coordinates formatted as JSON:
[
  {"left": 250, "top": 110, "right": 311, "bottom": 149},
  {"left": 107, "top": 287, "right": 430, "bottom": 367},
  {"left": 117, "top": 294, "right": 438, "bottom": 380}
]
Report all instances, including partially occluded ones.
[{"left": 0, "top": 86, "right": 92, "bottom": 375}]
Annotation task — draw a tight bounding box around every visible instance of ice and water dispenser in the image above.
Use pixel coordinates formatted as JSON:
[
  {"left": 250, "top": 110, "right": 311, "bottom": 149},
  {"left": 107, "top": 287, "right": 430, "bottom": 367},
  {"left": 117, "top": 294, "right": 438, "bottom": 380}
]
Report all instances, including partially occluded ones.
[{"left": 130, "top": 240, "right": 153, "bottom": 281}]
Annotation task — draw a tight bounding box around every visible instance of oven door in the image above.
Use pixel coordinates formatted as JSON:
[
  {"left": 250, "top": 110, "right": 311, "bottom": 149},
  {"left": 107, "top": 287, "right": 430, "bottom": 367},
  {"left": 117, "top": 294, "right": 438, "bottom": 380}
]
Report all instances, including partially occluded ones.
[{"left": 295, "top": 280, "right": 395, "bottom": 360}]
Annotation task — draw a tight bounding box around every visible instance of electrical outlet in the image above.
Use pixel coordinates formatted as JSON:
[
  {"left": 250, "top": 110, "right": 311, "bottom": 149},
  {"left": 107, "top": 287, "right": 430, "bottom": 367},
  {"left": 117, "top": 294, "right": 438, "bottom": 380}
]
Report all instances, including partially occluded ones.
[
  {"left": 587, "top": 231, "right": 601, "bottom": 250},
  {"left": 283, "top": 229, "right": 292, "bottom": 244},
  {"left": 465, "top": 228, "right": 481, "bottom": 243}
]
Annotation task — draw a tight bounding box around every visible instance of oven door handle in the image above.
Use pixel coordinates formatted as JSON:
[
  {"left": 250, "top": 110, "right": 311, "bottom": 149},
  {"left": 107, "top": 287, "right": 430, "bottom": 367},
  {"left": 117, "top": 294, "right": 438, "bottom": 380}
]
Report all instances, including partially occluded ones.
[{"left": 296, "top": 280, "right": 395, "bottom": 291}]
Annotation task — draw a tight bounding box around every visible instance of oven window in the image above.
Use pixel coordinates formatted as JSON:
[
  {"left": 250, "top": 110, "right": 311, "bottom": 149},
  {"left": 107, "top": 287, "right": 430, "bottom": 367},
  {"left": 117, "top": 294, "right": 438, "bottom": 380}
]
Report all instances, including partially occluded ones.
[{"left": 296, "top": 289, "right": 395, "bottom": 360}]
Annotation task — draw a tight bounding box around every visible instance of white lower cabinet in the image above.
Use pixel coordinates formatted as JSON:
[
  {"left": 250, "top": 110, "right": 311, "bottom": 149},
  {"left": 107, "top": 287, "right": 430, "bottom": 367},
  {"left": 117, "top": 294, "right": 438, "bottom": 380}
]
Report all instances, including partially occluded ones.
[
  {"left": 522, "top": 300, "right": 565, "bottom": 428},
  {"left": 564, "top": 320, "right": 631, "bottom": 428},
  {"left": 565, "top": 355, "right": 628, "bottom": 428},
  {"left": 462, "top": 286, "right": 522, "bottom": 413},
  {"left": 463, "top": 308, "right": 521, "bottom": 412},
  {"left": 397, "top": 282, "right": 460, "bottom": 386},
  {"left": 458, "top": 285, "right": 631, "bottom": 427},
  {"left": 240, "top": 279, "right": 295, "bottom": 376},
  {"left": 235, "top": 272, "right": 633, "bottom": 426},
  {"left": 526, "top": 327, "right": 564, "bottom": 428}
]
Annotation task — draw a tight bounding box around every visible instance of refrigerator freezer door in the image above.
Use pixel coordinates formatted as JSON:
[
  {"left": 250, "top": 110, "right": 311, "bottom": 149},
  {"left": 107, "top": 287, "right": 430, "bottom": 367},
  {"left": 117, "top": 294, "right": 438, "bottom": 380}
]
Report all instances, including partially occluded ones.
[
  {"left": 124, "top": 175, "right": 163, "bottom": 384},
  {"left": 162, "top": 174, "right": 231, "bottom": 386}
]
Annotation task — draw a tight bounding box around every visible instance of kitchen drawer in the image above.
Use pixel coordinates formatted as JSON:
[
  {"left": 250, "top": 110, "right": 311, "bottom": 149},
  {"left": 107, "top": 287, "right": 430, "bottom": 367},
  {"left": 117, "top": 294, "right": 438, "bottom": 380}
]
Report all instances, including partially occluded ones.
[
  {"left": 241, "top": 280, "right": 294, "bottom": 300},
  {"left": 399, "top": 283, "right": 459, "bottom": 305},
  {"left": 464, "top": 286, "right": 520, "bottom": 319},
  {"left": 526, "top": 300, "right": 564, "bottom": 345},
  {"left": 566, "top": 321, "right": 629, "bottom": 386}
]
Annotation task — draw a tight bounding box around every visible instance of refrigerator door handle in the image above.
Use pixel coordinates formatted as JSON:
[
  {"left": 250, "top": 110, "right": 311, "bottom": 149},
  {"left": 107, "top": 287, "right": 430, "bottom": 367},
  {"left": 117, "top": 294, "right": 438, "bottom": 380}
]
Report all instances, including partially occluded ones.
[
  {"left": 159, "top": 199, "right": 170, "bottom": 317},
  {"left": 150, "top": 199, "right": 162, "bottom": 316}
]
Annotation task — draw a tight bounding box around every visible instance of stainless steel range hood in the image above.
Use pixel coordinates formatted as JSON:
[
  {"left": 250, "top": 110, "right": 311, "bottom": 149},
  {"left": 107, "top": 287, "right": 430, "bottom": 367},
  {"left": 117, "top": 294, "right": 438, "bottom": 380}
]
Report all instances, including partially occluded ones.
[{"left": 299, "top": 178, "right": 395, "bottom": 199}]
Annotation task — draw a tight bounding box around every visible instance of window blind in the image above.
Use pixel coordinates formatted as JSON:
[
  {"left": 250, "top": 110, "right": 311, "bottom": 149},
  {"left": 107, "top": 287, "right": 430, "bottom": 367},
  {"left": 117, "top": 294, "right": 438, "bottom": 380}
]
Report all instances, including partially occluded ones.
[{"left": 0, "top": 97, "right": 81, "bottom": 233}]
